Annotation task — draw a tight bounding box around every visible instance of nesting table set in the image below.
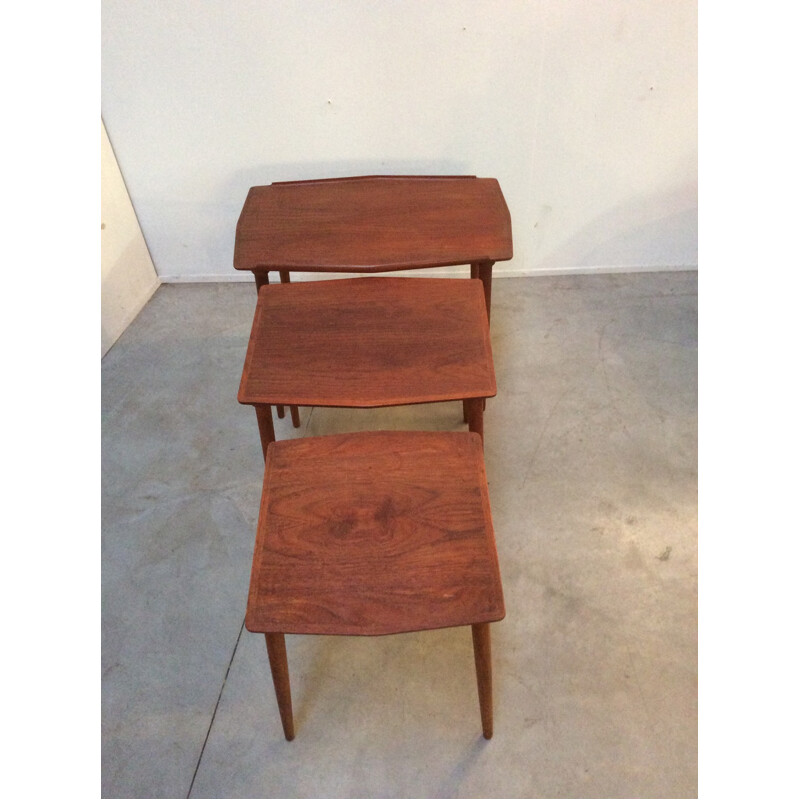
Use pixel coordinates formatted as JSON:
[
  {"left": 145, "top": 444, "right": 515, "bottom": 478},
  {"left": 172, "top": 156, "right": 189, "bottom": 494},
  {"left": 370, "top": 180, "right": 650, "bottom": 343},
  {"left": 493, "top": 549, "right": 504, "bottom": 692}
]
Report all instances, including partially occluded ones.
[{"left": 234, "top": 175, "right": 513, "bottom": 740}]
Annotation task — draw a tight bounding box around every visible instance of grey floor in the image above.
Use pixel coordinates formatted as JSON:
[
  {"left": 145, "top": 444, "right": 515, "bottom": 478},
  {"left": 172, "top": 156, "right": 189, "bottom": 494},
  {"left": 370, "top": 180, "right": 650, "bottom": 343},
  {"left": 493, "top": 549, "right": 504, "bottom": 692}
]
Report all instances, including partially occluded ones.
[{"left": 102, "top": 272, "right": 697, "bottom": 799}]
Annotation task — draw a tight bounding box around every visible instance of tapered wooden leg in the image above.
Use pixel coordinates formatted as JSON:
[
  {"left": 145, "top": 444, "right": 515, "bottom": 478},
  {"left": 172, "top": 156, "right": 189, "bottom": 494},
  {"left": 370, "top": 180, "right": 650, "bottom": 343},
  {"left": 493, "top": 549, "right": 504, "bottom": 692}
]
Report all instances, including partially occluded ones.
[
  {"left": 275, "top": 271, "right": 301, "bottom": 427},
  {"left": 464, "top": 266, "right": 477, "bottom": 425},
  {"left": 255, "top": 405, "right": 276, "bottom": 461},
  {"left": 465, "top": 397, "right": 484, "bottom": 445},
  {"left": 477, "top": 262, "right": 493, "bottom": 414},
  {"left": 477, "top": 261, "right": 493, "bottom": 324},
  {"left": 464, "top": 398, "right": 486, "bottom": 422},
  {"left": 265, "top": 633, "right": 295, "bottom": 741},
  {"left": 253, "top": 274, "right": 281, "bottom": 422},
  {"left": 471, "top": 623, "right": 493, "bottom": 739},
  {"left": 465, "top": 261, "right": 482, "bottom": 426}
]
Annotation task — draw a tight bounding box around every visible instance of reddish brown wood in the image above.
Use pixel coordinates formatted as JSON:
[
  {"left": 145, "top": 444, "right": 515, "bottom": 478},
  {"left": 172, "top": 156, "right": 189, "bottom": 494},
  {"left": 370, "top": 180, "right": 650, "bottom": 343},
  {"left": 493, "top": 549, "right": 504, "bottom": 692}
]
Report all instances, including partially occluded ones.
[
  {"left": 471, "top": 622, "right": 494, "bottom": 739},
  {"left": 244, "top": 430, "right": 504, "bottom": 637},
  {"left": 468, "top": 260, "right": 489, "bottom": 422},
  {"left": 278, "top": 272, "right": 298, "bottom": 427},
  {"left": 477, "top": 261, "right": 493, "bottom": 324},
  {"left": 252, "top": 271, "right": 301, "bottom": 428},
  {"left": 465, "top": 397, "right": 484, "bottom": 445},
  {"left": 273, "top": 174, "right": 477, "bottom": 185},
  {"left": 265, "top": 633, "right": 295, "bottom": 741},
  {"left": 253, "top": 273, "right": 279, "bottom": 424},
  {"left": 478, "top": 262, "right": 490, "bottom": 425},
  {"left": 277, "top": 267, "right": 301, "bottom": 427},
  {"left": 234, "top": 175, "right": 512, "bottom": 277},
  {"left": 238, "top": 277, "right": 495, "bottom": 409},
  {"left": 275, "top": 403, "right": 301, "bottom": 426},
  {"left": 254, "top": 405, "right": 275, "bottom": 460}
]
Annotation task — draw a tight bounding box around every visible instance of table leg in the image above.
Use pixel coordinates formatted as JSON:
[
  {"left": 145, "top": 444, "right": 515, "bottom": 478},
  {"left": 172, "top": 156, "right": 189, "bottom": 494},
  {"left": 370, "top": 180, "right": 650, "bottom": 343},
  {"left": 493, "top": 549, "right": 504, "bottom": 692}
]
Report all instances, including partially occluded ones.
[
  {"left": 464, "top": 263, "right": 480, "bottom": 421},
  {"left": 465, "top": 397, "right": 484, "bottom": 446},
  {"left": 464, "top": 264, "right": 476, "bottom": 423},
  {"left": 477, "top": 261, "right": 493, "bottom": 415},
  {"left": 253, "top": 273, "right": 285, "bottom": 420},
  {"left": 255, "top": 405, "right": 276, "bottom": 461},
  {"left": 275, "top": 272, "right": 286, "bottom": 418},
  {"left": 471, "top": 623, "right": 493, "bottom": 740},
  {"left": 477, "top": 261, "right": 493, "bottom": 324},
  {"left": 277, "top": 271, "right": 302, "bottom": 428},
  {"left": 265, "top": 633, "right": 295, "bottom": 741}
]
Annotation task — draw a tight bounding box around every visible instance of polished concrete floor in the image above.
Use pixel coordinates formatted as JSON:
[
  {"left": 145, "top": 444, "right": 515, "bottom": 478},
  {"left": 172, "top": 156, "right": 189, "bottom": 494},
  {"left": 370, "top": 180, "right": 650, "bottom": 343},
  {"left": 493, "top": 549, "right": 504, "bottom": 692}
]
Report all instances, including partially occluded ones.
[{"left": 102, "top": 272, "right": 697, "bottom": 798}]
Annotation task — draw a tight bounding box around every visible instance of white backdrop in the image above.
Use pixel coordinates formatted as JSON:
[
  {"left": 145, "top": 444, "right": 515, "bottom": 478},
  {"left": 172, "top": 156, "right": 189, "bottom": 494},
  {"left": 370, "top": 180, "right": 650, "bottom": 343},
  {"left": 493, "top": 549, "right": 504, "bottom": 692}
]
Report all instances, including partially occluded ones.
[{"left": 101, "top": 0, "right": 697, "bottom": 281}]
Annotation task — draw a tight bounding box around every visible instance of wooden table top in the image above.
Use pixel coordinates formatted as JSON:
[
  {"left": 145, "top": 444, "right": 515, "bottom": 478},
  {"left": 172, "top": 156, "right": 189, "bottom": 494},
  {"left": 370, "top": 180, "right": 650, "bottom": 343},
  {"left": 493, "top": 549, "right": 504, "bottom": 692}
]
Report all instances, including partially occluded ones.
[
  {"left": 238, "top": 276, "right": 496, "bottom": 408},
  {"left": 233, "top": 175, "right": 513, "bottom": 273},
  {"left": 245, "top": 431, "right": 505, "bottom": 636}
]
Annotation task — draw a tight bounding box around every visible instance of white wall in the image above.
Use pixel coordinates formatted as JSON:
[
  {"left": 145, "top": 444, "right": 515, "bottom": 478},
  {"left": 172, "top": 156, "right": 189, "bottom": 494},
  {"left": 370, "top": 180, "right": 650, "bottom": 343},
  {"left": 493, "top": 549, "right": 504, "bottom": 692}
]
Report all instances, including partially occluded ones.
[
  {"left": 101, "top": 120, "right": 160, "bottom": 355},
  {"left": 101, "top": 0, "right": 696, "bottom": 282}
]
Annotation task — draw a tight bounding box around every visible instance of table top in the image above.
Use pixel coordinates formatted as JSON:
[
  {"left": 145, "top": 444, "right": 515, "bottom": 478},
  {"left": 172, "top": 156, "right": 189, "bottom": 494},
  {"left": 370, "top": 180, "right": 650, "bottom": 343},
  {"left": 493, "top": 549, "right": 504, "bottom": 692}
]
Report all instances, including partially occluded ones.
[
  {"left": 233, "top": 175, "right": 513, "bottom": 273},
  {"left": 245, "top": 430, "right": 505, "bottom": 636},
  {"left": 238, "top": 276, "right": 496, "bottom": 407}
]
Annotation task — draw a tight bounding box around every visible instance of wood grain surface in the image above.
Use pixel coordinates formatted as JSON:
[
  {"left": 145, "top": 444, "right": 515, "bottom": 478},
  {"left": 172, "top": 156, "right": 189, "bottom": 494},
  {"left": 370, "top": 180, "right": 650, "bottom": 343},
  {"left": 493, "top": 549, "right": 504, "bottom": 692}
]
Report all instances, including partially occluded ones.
[
  {"left": 237, "top": 276, "right": 496, "bottom": 408},
  {"left": 234, "top": 175, "right": 512, "bottom": 273},
  {"left": 244, "top": 430, "right": 505, "bottom": 636}
]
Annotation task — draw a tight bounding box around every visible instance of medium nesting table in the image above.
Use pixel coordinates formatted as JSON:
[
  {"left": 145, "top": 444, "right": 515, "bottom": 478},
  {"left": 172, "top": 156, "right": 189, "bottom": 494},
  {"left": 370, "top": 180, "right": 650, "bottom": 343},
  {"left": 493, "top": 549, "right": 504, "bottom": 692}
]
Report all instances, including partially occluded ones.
[
  {"left": 238, "top": 275, "right": 496, "bottom": 454},
  {"left": 234, "top": 175, "right": 513, "bottom": 426},
  {"left": 245, "top": 430, "right": 505, "bottom": 739}
]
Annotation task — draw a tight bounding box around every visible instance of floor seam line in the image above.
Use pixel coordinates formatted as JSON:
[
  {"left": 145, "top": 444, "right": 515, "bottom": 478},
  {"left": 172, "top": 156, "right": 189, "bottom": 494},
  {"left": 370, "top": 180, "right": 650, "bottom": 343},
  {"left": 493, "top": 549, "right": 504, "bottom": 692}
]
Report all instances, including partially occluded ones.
[
  {"left": 304, "top": 405, "right": 315, "bottom": 434},
  {"left": 186, "top": 616, "right": 245, "bottom": 798}
]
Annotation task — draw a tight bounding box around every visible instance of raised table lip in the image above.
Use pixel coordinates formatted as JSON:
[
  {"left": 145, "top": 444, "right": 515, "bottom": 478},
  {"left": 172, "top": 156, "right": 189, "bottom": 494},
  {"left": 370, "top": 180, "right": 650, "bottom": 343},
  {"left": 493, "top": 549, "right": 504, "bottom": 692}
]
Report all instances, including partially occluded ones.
[
  {"left": 244, "top": 430, "right": 506, "bottom": 637},
  {"left": 237, "top": 275, "right": 497, "bottom": 408},
  {"left": 233, "top": 174, "right": 513, "bottom": 272},
  {"left": 271, "top": 174, "right": 480, "bottom": 185}
]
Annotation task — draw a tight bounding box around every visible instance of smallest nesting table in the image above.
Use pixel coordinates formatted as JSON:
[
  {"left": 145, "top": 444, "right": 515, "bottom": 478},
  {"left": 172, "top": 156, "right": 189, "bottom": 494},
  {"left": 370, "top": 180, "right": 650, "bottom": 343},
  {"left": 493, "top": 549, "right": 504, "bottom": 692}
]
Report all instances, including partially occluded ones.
[{"left": 245, "top": 430, "right": 505, "bottom": 739}]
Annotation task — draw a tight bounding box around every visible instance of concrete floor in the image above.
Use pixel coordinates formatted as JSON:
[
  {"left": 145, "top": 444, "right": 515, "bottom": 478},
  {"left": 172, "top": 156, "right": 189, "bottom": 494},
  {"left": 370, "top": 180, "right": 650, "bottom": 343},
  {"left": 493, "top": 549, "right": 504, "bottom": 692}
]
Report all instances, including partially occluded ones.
[{"left": 102, "top": 272, "right": 697, "bottom": 799}]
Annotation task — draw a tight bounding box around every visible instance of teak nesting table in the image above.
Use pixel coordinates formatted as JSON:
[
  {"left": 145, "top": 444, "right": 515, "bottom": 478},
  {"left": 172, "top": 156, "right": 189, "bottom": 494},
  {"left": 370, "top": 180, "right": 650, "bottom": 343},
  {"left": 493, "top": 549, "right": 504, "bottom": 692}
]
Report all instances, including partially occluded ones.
[
  {"left": 246, "top": 431, "right": 505, "bottom": 740},
  {"left": 238, "top": 275, "right": 496, "bottom": 454},
  {"left": 235, "top": 174, "right": 512, "bottom": 426},
  {"left": 233, "top": 174, "right": 513, "bottom": 309},
  {"left": 234, "top": 175, "right": 512, "bottom": 740}
]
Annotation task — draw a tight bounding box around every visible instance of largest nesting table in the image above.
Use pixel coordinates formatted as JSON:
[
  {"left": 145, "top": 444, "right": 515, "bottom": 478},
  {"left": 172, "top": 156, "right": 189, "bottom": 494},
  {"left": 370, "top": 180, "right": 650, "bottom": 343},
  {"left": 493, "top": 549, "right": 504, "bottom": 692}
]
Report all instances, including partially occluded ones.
[
  {"left": 233, "top": 174, "right": 513, "bottom": 315},
  {"left": 234, "top": 175, "right": 513, "bottom": 428}
]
